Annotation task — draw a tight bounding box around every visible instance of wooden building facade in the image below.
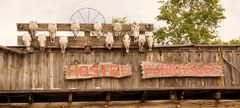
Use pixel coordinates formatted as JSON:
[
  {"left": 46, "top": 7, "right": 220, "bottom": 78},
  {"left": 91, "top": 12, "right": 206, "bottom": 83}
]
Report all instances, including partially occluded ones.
[{"left": 0, "top": 23, "right": 240, "bottom": 108}]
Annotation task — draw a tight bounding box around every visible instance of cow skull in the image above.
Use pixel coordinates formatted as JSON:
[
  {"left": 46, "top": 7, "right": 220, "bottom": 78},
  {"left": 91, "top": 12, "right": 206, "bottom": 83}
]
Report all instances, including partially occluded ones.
[
  {"left": 48, "top": 23, "right": 57, "bottom": 43},
  {"left": 113, "top": 23, "right": 122, "bottom": 36},
  {"left": 37, "top": 34, "right": 47, "bottom": 50},
  {"left": 70, "top": 22, "right": 80, "bottom": 40},
  {"left": 146, "top": 32, "right": 154, "bottom": 51},
  {"left": 138, "top": 34, "right": 146, "bottom": 52},
  {"left": 59, "top": 36, "right": 68, "bottom": 53},
  {"left": 131, "top": 22, "right": 140, "bottom": 42},
  {"left": 105, "top": 32, "right": 114, "bottom": 49},
  {"left": 94, "top": 22, "right": 102, "bottom": 38},
  {"left": 123, "top": 34, "right": 131, "bottom": 53},
  {"left": 28, "top": 21, "right": 38, "bottom": 39},
  {"left": 22, "top": 33, "right": 32, "bottom": 51}
]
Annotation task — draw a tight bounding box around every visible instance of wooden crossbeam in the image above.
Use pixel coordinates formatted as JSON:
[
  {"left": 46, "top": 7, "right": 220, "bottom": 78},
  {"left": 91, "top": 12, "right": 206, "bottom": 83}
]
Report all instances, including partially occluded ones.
[{"left": 17, "top": 23, "right": 154, "bottom": 32}]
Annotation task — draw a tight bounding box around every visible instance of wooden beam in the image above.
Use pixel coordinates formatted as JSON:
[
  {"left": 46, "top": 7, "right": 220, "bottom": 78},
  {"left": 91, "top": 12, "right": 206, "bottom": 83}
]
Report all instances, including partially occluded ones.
[
  {"left": 17, "top": 23, "right": 154, "bottom": 32},
  {"left": 1, "top": 100, "right": 240, "bottom": 108},
  {"left": 0, "top": 45, "right": 26, "bottom": 54}
]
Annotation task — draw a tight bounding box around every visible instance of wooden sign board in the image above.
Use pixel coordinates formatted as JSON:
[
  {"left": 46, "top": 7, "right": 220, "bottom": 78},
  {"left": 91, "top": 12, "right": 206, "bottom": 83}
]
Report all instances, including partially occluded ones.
[
  {"left": 141, "top": 61, "right": 224, "bottom": 79},
  {"left": 65, "top": 62, "right": 132, "bottom": 79}
]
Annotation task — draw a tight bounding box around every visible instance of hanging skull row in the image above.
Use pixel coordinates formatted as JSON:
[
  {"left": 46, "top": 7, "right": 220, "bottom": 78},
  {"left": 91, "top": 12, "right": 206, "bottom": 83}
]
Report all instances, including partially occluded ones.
[
  {"left": 23, "top": 21, "right": 154, "bottom": 53},
  {"left": 22, "top": 33, "right": 68, "bottom": 53}
]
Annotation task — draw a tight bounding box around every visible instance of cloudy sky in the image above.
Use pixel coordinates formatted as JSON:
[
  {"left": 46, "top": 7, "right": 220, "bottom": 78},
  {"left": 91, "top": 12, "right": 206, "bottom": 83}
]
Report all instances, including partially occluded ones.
[{"left": 0, "top": 0, "right": 239, "bottom": 45}]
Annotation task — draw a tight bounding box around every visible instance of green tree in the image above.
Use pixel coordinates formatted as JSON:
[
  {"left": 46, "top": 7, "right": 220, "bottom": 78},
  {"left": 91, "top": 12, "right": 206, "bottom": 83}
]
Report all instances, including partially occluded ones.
[
  {"left": 228, "top": 39, "right": 240, "bottom": 45},
  {"left": 155, "top": 0, "right": 225, "bottom": 45},
  {"left": 112, "top": 16, "right": 127, "bottom": 24}
]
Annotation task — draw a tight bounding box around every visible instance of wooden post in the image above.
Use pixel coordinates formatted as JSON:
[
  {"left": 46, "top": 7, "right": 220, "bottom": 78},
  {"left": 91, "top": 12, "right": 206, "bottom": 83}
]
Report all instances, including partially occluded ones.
[
  {"left": 180, "top": 91, "right": 184, "bottom": 100},
  {"left": 29, "top": 95, "right": 33, "bottom": 104},
  {"left": 106, "top": 92, "right": 111, "bottom": 102},
  {"left": 49, "top": 53, "right": 54, "bottom": 89},
  {"left": 215, "top": 91, "right": 221, "bottom": 100},
  {"left": 142, "top": 91, "right": 147, "bottom": 102},
  {"left": 0, "top": 45, "right": 26, "bottom": 54},
  {"left": 170, "top": 91, "right": 177, "bottom": 101},
  {"left": 68, "top": 93, "right": 72, "bottom": 103},
  {"left": 105, "top": 92, "right": 111, "bottom": 108}
]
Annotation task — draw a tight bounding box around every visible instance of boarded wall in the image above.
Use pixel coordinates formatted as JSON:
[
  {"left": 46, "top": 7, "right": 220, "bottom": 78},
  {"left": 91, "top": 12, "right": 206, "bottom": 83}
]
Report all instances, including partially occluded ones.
[{"left": 1, "top": 46, "right": 240, "bottom": 90}]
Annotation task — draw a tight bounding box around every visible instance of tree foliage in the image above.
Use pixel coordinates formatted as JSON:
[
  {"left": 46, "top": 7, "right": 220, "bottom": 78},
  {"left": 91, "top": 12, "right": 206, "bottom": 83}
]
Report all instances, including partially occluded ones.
[
  {"left": 112, "top": 16, "right": 127, "bottom": 24},
  {"left": 228, "top": 39, "right": 240, "bottom": 45},
  {"left": 155, "top": 0, "right": 225, "bottom": 45}
]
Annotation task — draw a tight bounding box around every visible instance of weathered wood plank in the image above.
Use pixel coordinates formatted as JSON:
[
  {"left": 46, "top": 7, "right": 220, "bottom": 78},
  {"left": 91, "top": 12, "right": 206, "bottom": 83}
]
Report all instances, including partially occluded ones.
[
  {"left": 17, "top": 23, "right": 154, "bottom": 31},
  {"left": 1, "top": 46, "right": 240, "bottom": 91},
  {"left": 0, "top": 51, "right": 3, "bottom": 89},
  {"left": 0, "top": 100, "right": 240, "bottom": 108}
]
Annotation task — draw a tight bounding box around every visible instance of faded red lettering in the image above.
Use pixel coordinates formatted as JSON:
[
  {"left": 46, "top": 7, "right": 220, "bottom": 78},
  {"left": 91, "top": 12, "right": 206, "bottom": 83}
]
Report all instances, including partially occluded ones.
[
  {"left": 79, "top": 66, "right": 88, "bottom": 77},
  {"left": 89, "top": 66, "right": 99, "bottom": 77}
]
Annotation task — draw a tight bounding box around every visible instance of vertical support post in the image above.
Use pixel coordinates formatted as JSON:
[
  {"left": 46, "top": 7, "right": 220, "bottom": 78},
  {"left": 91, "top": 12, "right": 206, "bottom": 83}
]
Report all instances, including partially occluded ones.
[
  {"left": 180, "top": 91, "right": 184, "bottom": 100},
  {"left": 170, "top": 91, "right": 177, "bottom": 101},
  {"left": 29, "top": 94, "right": 33, "bottom": 104},
  {"left": 105, "top": 92, "right": 111, "bottom": 108},
  {"left": 215, "top": 91, "right": 221, "bottom": 100},
  {"left": 68, "top": 93, "right": 73, "bottom": 103},
  {"left": 49, "top": 53, "right": 54, "bottom": 89},
  {"left": 106, "top": 92, "right": 111, "bottom": 102},
  {"left": 141, "top": 91, "right": 147, "bottom": 102},
  {"left": 7, "top": 97, "right": 10, "bottom": 104}
]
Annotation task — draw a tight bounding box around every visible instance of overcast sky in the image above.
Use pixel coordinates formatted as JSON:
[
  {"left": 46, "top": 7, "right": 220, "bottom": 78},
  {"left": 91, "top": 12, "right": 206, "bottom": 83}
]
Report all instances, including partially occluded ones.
[{"left": 0, "top": 0, "right": 239, "bottom": 45}]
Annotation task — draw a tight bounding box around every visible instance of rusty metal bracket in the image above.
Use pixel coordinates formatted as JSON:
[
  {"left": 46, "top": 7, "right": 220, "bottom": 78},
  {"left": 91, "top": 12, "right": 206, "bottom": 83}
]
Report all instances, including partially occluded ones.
[
  {"left": 84, "top": 45, "right": 92, "bottom": 54},
  {"left": 144, "top": 24, "right": 151, "bottom": 31}
]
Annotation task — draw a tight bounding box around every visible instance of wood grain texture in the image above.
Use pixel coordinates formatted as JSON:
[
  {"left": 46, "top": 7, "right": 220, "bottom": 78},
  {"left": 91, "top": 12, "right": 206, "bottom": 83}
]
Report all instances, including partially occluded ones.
[
  {"left": 17, "top": 23, "right": 154, "bottom": 31},
  {"left": 0, "top": 100, "right": 240, "bottom": 108},
  {"left": 0, "top": 46, "right": 240, "bottom": 90}
]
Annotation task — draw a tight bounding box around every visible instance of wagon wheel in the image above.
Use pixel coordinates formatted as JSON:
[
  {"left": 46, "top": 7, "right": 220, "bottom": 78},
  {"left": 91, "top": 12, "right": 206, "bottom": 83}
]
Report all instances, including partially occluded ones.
[{"left": 70, "top": 8, "right": 106, "bottom": 24}]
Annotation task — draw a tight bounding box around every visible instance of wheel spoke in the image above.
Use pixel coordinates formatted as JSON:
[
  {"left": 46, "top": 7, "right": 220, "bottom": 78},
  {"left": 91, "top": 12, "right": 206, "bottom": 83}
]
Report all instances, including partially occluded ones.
[
  {"left": 87, "top": 8, "right": 90, "bottom": 23},
  {"left": 70, "top": 8, "right": 106, "bottom": 24},
  {"left": 90, "top": 13, "right": 100, "bottom": 23},
  {"left": 78, "top": 11, "right": 86, "bottom": 23}
]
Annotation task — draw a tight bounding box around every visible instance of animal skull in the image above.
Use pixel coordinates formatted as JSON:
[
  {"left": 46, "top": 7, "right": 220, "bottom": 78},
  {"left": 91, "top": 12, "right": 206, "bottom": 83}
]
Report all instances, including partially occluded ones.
[
  {"left": 131, "top": 22, "right": 140, "bottom": 42},
  {"left": 70, "top": 22, "right": 80, "bottom": 40},
  {"left": 123, "top": 34, "right": 131, "bottom": 53},
  {"left": 28, "top": 21, "right": 38, "bottom": 39},
  {"left": 37, "top": 34, "right": 47, "bottom": 50},
  {"left": 48, "top": 23, "right": 57, "bottom": 43},
  {"left": 22, "top": 33, "right": 32, "bottom": 51},
  {"left": 146, "top": 32, "right": 154, "bottom": 51},
  {"left": 113, "top": 23, "right": 122, "bottom": 36},
  {"left": 94, "top": 22, "right": 102, "bottom": 38},
  {"left": 105, "top": 32, "right": 114, "bottom": 49},
  {"left": 59, "top": 36, "right": 68, "bottom": 53},
  {"left": 138, "top": 34, "right": 146, "bottom": 52}
]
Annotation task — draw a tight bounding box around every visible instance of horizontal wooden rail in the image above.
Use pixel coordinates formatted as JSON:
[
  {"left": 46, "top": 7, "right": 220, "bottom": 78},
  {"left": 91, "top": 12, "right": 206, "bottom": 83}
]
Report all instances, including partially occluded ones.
[
  {"left": 17, "top": 23, "right": 154, "bottom": 32},
  {"left": 0, "top": 45, "right": 26, "bottom": 54}
]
